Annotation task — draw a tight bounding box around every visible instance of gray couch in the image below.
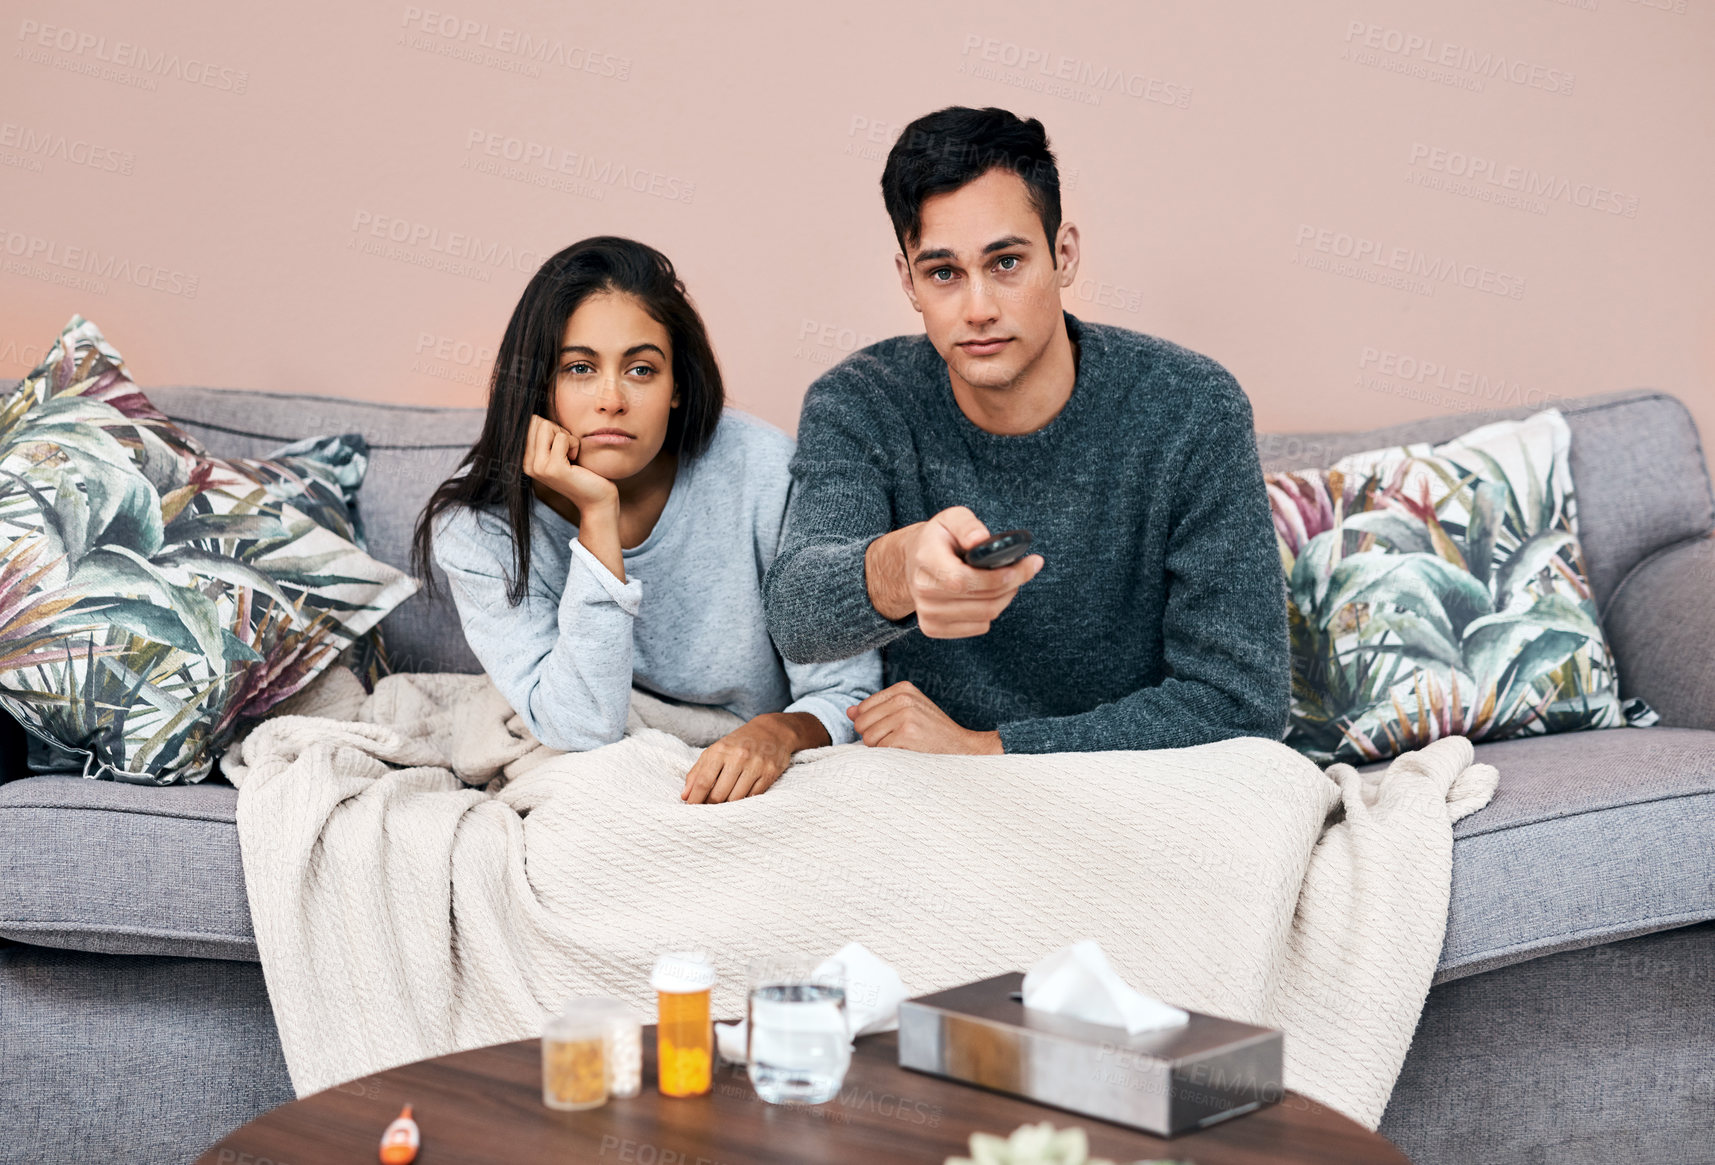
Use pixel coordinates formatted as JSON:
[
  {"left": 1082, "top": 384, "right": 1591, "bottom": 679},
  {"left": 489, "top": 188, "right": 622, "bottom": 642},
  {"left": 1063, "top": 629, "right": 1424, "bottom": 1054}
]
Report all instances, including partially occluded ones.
[{"left": 3, "top": 384, "right": 1713, "bottom": 1164}]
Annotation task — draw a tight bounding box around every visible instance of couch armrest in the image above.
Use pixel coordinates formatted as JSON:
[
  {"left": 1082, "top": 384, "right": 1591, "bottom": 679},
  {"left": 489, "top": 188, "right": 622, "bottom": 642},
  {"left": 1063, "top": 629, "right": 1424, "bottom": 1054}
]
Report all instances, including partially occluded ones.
[{"left": 1603, "top": 531, "right": 1715, "bottom": 731}]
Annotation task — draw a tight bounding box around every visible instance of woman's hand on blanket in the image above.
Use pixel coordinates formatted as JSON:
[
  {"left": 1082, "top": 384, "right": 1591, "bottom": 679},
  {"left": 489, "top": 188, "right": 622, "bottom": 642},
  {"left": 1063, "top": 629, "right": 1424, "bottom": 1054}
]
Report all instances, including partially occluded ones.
[
  {"left": 681, "top": 713, "right": 825, "bottom": 803},
  {"left": 845, "top": 681, "right": 1005, "bottom": 755}
]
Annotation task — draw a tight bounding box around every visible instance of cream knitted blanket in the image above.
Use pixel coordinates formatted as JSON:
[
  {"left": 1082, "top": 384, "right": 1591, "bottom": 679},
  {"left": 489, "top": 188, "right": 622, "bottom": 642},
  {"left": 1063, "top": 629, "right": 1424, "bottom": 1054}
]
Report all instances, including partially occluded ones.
[{"left": 225, "top": 668, "right": 1496, "bottom": 1128}]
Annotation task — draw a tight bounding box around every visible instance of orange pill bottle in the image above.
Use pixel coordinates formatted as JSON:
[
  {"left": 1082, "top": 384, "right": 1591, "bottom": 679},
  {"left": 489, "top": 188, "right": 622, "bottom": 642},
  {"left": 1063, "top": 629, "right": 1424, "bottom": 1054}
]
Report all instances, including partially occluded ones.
[{"left": 651, "top": 951, "right": 715, "bottom": 1097}]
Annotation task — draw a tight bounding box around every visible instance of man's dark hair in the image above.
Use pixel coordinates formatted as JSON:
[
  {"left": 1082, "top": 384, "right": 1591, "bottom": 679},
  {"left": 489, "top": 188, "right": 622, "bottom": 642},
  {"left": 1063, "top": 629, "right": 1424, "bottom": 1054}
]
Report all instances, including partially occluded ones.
[{"left": 880, "top": 106, "right": 1062, "bottom": 265}]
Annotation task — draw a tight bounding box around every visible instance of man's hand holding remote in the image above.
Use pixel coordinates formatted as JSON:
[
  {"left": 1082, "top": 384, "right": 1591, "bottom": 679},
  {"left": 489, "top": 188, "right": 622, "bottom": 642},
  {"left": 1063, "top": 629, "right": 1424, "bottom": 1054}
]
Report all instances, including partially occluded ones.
[{"left": 864, "top": 505, "right": 1045, "bottom": 638}]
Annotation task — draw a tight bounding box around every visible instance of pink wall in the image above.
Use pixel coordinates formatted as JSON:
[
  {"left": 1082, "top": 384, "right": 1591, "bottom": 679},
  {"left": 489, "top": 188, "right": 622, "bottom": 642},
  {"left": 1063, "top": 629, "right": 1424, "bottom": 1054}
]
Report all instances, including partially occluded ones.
[{"left": 3, "top": 0, "right": 1711, "bottom": 448}]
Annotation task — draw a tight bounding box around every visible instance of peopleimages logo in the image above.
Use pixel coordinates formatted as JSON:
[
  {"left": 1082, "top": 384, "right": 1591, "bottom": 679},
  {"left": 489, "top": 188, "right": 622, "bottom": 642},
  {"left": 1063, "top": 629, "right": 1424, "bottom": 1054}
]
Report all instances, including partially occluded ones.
[
  {"left": 958, "top": 35, "right": 1192, "bottom": 109},
  {"left": 0, "top": 227, "right": 199, "bottom": 297},
  {"left": 0, "top": 339, "right": 46, "bottom": 368},
  {"left": 1293, "top": 224, "right": 1527, "bottom": 300},
  {"left": 412, "top": 332, "right": 494, "bottom": 386},
  {"left": 347, "top": 210, "right": 542, "bottom": 282},
  {"left": 399, "top": 7, "right": 630, "bottom": 79},
  {"left": 1342, "top": 21, "right": 1575, "bottom": 95},
  {"left": 1407, "top": 142, "right": 1639, "bottom": 218},
  {"left": 15, "top": 19, "right": 250, "bottom": 94},
  {"left": 0, "top": 121, "right": 135, "bottom": 174},
  {"left": 1357, "top": 346, "right": 1571, "bottom": 411},
  {"left": 461, "top": 130, "right": 695, "bottom": 203}
]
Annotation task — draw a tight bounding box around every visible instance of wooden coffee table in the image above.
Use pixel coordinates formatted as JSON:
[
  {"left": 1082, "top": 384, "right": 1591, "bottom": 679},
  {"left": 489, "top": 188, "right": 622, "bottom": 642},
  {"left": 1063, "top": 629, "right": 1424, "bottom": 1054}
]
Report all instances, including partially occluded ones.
[{"left": 199, "top": 1026, "right": 1409, "bottom": 1164}]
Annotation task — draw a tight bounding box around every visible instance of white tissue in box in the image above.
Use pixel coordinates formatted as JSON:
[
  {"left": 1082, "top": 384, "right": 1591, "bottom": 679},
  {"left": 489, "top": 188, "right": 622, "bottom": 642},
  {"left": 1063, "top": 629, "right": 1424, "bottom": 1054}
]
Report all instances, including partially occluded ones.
[{"left": 1021, "top": 939, "right": 1189, "bottom": 1034}]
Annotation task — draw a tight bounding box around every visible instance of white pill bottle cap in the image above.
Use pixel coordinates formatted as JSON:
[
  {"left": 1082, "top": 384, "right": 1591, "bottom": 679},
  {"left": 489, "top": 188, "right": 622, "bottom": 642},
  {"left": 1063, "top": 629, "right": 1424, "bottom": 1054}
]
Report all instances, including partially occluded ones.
[{"left": 651, "top": 950, "right": 716, "bottom": 993}]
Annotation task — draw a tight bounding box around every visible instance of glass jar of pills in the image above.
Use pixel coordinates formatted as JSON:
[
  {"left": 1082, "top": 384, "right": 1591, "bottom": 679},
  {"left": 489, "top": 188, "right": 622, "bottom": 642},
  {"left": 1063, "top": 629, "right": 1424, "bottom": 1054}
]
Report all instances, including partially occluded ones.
[
  {"left": 542, "top": 999, "right": 610, "bottom": 1111},
  {"left": 651, "top": 951, "right": 716, "bottom": 1098},
  {"left": 599, "top": 1000, "right": 644, "bottom": 1099}
]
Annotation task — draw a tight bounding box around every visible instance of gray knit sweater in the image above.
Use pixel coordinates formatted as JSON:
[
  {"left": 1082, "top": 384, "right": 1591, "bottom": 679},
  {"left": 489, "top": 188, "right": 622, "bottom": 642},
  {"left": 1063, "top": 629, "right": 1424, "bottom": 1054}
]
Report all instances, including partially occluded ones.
[{"left": 762, "top": 311, "right": 1290, "bottom": 754}]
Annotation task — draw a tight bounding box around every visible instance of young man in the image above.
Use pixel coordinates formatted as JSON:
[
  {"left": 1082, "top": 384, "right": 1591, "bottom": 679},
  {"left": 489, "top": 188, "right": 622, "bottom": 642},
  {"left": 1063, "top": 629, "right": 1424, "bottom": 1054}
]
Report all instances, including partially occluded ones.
[{"left": 762, "top": 105, "right": 1289, "bottom": 755}]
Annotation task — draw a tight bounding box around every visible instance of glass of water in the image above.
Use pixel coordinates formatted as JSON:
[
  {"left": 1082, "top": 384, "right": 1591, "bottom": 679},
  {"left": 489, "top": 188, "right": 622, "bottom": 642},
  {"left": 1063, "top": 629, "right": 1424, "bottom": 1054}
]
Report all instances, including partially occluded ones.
[{"left": 746, "top": 955, "right": 850, "bottom": 1105}]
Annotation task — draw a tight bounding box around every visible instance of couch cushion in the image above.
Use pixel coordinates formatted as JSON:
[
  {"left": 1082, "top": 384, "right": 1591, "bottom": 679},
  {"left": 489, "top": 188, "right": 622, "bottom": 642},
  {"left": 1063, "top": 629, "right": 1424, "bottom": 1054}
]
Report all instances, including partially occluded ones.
[
  {"left": 8, "top": 726, "right": 1715, "bottom": 970},
  {"left": 1364, "top": 725, "right": 1715, "bottom": 983},
  {"left": 0, "top": 775, "right": 250, "bottom": 959}
]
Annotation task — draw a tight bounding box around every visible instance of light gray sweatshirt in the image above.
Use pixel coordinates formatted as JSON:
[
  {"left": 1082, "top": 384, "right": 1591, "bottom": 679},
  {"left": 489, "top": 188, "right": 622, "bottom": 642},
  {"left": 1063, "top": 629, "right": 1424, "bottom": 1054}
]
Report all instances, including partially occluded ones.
[{"left": 431, "top": 407, "right": 881, "bottom": 752}]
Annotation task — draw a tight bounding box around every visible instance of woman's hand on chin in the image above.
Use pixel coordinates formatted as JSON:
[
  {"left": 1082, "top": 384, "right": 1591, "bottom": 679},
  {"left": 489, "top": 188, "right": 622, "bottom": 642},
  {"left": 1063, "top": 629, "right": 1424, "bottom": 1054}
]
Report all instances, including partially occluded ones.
[
  {"left": 524, "top": 414, "right": 619, "bottom": 513},
  {"left": 680, "top": 713, "right": 827, "bottom": 804}
]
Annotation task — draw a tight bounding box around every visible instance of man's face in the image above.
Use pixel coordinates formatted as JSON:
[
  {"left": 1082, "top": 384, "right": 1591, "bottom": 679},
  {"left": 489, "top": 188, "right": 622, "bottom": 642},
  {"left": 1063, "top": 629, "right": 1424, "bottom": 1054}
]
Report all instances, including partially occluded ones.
[{"left": 895, "top": 167, "right": 1077, "bottom": 392}]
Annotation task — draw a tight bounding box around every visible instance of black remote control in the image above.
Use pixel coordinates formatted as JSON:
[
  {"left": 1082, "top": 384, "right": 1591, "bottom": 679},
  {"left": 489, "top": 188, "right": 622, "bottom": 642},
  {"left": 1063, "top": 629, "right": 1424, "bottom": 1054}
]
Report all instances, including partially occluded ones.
[{"left": 959, "top": 528, "right": 1034, "bottom": 570}]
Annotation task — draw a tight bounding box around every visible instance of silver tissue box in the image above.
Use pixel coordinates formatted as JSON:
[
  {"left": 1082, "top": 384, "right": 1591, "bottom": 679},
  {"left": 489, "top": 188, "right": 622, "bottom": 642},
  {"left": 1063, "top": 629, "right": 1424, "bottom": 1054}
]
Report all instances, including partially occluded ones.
[{"left": 896, "top": 972, "right": 1283, "bottom": 1137}]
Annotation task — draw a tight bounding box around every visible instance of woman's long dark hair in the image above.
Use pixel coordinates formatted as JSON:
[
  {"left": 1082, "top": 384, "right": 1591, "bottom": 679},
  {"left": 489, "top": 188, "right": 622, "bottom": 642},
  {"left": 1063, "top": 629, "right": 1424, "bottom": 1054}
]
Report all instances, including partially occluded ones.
[{"left": 411, "top": 237, "right": 725, "bottom": 604}]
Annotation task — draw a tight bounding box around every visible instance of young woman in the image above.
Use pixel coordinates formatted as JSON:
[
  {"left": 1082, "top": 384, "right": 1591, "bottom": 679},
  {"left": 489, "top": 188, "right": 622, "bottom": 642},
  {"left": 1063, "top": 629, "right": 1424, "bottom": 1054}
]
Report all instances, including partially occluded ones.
[{"left": 411, "top": 236, "right": 880, "bottom": 803}]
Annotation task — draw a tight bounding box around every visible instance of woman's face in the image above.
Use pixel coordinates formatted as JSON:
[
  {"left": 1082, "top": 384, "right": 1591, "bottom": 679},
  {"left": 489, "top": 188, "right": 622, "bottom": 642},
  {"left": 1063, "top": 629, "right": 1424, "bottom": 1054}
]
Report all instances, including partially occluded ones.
[{"left": 550, "top": 291, "right": 679, "bottom": 480}]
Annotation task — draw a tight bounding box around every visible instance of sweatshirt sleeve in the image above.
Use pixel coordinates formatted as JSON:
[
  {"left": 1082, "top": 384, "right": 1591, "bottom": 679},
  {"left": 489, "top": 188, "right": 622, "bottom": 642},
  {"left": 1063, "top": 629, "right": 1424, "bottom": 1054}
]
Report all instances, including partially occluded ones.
[
  {"left": 763, "top": 367, "right": 920, "bottom": 664},
  {"left": 432, "top": 507, "right": 641, "bottom": 752},
  {"left": 993, "top": 381, "right": 1292, "bottom": 754},
  {"left": 779, "top": 650, "right": 883, "bottom": 747}
]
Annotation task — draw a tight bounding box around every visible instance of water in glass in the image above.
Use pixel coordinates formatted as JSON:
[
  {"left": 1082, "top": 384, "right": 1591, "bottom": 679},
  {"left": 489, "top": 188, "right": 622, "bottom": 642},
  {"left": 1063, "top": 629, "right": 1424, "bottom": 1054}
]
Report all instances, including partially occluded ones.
[{"left": 746, "top": 962, "right": 850, "bottom": 1105}]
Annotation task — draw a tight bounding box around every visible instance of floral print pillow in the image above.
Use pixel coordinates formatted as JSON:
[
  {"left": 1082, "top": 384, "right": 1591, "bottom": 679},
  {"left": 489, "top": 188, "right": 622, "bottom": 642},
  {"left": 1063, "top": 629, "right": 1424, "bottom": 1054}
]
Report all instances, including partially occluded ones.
[
  {"left": 0, "top": 315, "right": 418, "bottom": 784},
  {"left": 1268, "top": 409, "right": 1655, "bottom": 765},
  {"left": 242, "top": 433, "right": 394, "bottom": 688}
]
